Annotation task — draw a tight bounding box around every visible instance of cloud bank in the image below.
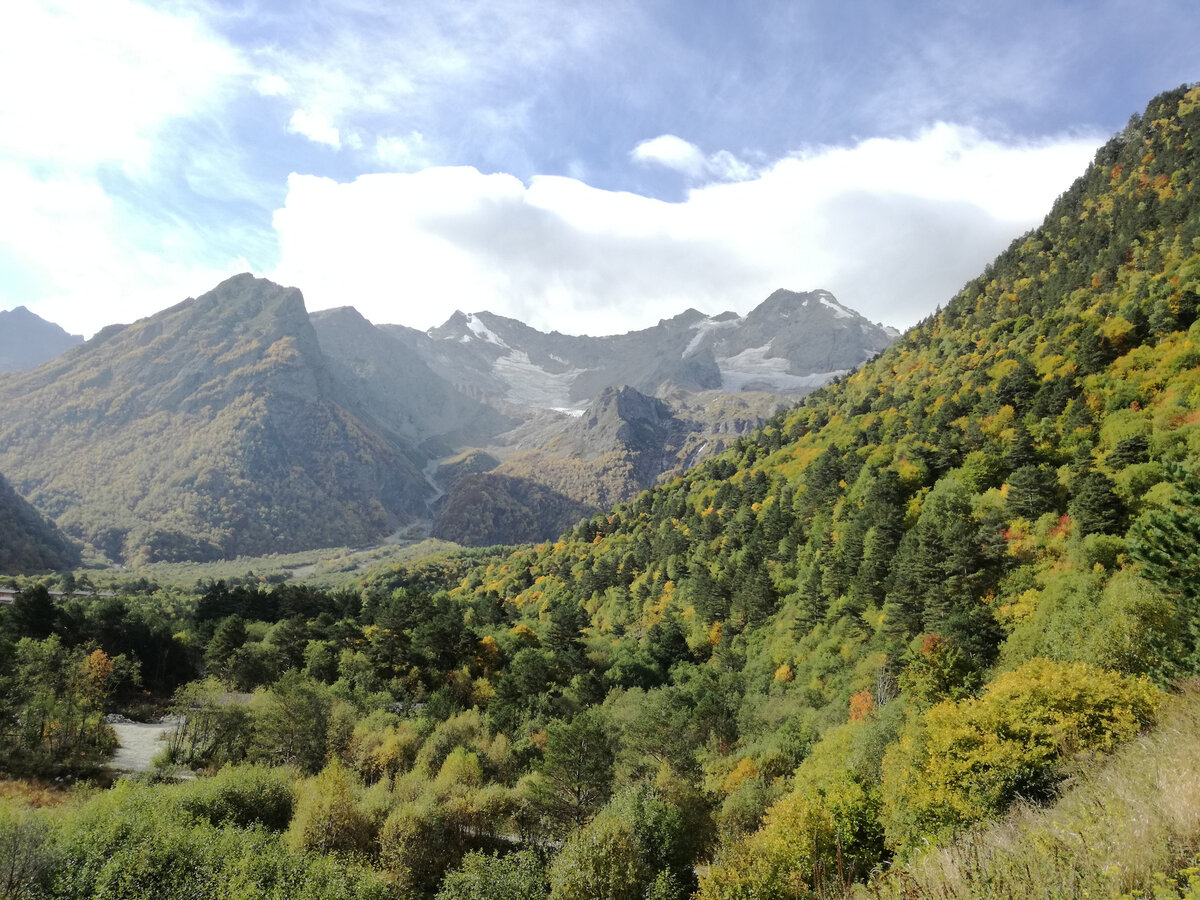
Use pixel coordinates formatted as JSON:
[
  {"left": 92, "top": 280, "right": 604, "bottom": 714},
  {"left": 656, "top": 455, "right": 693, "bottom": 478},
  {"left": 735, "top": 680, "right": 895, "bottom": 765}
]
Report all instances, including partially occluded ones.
[{"left": 272, "top": 124, "right": 1100, "bottom": 335}]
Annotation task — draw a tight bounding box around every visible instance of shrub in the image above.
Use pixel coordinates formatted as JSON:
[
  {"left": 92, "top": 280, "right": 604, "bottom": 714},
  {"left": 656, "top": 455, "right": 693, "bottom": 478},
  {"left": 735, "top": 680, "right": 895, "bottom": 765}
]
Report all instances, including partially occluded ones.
[
  {"left": 285, "top": 762, "right": 375, "bottom": 856},
  {"left": 880, "top": 657, "right": 1160, "bottom": 855},
  {"left": 435, "top": 850, "right": 546, "bottom": 900},
  {"left": 864, "top": 686, "right": 1200, "bottom": 899},
  {"left": 0, "top": 800, "right": 58, "bottom": 900},
  {"left": 174, "top": 763, "right": 295, "bottom": 830},
  {"left": 548, "top": 785, "right": 692, "bottom": 900},
  {"left": 379, "top": 795, "right": 459, "bottom": 895}
]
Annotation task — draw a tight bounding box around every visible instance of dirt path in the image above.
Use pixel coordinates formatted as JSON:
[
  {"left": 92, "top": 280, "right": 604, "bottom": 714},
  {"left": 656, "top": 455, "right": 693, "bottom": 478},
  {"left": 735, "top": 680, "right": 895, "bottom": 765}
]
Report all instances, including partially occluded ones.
[{"left": 108, "top": 720, "right": 174, "bottom": 773}]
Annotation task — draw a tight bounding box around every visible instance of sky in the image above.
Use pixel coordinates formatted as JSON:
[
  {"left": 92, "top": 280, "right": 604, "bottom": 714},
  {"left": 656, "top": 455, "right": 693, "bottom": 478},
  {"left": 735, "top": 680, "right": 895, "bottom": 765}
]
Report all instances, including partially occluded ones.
[{"left": 1, "top": 1, "right": 1196, "bottom": 339}]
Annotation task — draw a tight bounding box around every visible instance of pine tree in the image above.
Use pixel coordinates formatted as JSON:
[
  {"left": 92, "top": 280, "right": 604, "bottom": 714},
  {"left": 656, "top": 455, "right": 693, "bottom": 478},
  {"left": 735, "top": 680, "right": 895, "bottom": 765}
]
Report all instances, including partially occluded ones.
[
  {"left": 1130, "top": 464, "right": 1200, "bottom": 669},
  {"left": 1070, "top": 467, "right": 1125, "bottom": 536}
]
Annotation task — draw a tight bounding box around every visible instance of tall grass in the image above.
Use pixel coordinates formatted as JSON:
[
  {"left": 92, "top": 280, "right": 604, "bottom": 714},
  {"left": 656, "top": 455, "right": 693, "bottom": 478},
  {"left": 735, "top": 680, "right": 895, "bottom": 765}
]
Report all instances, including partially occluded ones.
[{"left": 862, "top": 685, "right": 1200, "bottom": 899}]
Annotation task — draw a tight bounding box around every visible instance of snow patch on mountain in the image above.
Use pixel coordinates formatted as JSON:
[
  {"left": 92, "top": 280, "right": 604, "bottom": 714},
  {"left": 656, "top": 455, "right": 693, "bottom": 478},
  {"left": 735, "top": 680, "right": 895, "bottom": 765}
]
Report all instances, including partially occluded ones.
[
  {"left": 493, "top": 350, "right": 585, "bottom": 408},
  {"left": 684, "top": 315, "right": 742, "bottom": 356},
  {"left": 818, "top": 293, "right": 855, "bottom": 320},
  {"left": 717, "top": 344, "right": 848, "bottom": 392},
  {"left": 465, "top": 314, "right": 507, "bottom": 346}
]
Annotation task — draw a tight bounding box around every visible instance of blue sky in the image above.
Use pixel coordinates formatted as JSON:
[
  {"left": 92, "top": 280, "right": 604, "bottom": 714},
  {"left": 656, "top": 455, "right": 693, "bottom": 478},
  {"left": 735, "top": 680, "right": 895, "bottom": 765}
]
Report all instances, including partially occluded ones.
[{"left": 1, "top": 0, "right": 1196, "bottom": 338}]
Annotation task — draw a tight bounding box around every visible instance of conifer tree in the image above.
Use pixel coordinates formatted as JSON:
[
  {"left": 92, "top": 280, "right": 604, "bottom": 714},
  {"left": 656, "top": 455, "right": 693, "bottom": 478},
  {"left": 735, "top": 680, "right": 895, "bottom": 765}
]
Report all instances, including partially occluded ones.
[{"left": 1130, "top": 464, "right": 1200, "bottom": 668}]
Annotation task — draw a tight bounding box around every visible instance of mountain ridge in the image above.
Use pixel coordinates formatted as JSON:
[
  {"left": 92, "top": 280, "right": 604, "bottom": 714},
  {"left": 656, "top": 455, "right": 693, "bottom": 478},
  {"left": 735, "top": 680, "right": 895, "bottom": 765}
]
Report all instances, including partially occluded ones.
[
  {"left": 0, "top": 274, "right": 892, "bottom": 560},
  {"left": 0, "top": 275, "right": 433, "bottom": 563},
  {"left": 0, "top": 305, "right": 83, "bottom": 372},
  {"left": 403, "top": 287, "right": 894, "bottom": 406}
]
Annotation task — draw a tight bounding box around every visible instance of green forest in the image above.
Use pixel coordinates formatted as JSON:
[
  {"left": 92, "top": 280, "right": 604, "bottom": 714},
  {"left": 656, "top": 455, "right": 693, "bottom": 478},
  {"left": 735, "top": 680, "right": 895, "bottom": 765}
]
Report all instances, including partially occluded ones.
[{"left": 5, "top": 84, "right": 1200, "bottom": 899}]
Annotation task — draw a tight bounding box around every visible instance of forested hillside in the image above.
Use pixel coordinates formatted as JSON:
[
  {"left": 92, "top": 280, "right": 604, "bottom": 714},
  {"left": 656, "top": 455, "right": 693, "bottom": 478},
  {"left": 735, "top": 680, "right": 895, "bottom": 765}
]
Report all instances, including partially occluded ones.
[
  {"left": 0, "top": 473, "right": 80, "bottom": 573},
  {"left": 427, "top": 82, "right": 1200, "bottom": 892},
  {"left": 3, "top": 85, "right": 1200, "bottom": 900}
]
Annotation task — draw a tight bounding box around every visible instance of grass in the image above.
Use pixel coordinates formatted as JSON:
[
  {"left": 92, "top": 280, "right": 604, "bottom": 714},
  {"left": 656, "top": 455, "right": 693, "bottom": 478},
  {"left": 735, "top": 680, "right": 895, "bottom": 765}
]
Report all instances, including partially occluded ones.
[
  {"left": 0, "top": 780, "right": 76, "bottom": 809},
  {"left": 85, "top": 535, "right": 462, "bottom": 590},
  {"left": 860, "top": 683, "right": 1200, "bottom": 899}
]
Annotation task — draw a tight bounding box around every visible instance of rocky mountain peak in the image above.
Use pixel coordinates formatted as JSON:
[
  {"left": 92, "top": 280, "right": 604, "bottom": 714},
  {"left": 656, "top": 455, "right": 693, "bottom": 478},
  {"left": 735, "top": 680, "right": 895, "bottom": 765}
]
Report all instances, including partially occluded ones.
[
  {"left": 601, "top": 385, "right": 671, "bottom": 427},
  {"left": 400, "top": 288, "right": 896, "bottom": 408},
  {"left": 0, "top": 304, "right": 84, "bottom": 372}
]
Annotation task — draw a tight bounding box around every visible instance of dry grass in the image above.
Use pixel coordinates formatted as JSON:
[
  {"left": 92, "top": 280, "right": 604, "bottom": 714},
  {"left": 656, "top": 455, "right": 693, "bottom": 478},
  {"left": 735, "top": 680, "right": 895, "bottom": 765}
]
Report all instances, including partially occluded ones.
[
  {"left": 0, "top": 780, "right": 75, "bottom": 809},
  {"left": 862, "top": 684, "right": 1200, "bottom": 899}
]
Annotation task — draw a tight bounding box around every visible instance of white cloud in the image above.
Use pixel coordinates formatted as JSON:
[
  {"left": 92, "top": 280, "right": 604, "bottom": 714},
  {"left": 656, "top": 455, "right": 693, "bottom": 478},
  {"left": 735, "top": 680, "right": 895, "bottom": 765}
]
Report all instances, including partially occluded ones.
[
  {"left": 633, "top": 135, "right": 757, "bottom": 182},
  {"left": 0, "top": 160, "right": 245, "bottom": 337},
  {"left": 288, "top": 109, "right": 342, "bottom": 148},
  {"left": 0, "top": 0, "right": 250, "bottom": 336},
  {"left": 0, "top": 0, "right": 240, "bottom": 172},
  {"left": 707, "top": 150, "right": 757, "bottom": 183},
  {"left": 255, "top": 74, "right": 291, "bottom": 97},
  {"left": 232, "top": 1, "right": 630, "bottom": 170},
  {"left": 270, "top": 125, "right": 1101, "bottom": 335},
  {"left": 632, "top": 135, "right": 708, "bottom": 177}
]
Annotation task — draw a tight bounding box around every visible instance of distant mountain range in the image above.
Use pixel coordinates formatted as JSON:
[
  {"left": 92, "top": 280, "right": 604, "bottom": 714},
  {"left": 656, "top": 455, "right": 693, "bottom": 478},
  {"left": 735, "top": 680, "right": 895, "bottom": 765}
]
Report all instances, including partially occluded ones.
[
  {"left": 0, "top": 306, "right": 83, "bottom": 372},
  {"left": 381, "top": 288, "right": 896, "bottom": 406},
  {"left": 0, "top": 278, "right": 896, "bottom": 563}
]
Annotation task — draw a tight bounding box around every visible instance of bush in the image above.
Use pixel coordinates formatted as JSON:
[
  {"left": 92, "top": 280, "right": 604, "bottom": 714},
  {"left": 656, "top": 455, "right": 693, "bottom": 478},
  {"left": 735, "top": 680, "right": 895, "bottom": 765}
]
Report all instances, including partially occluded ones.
[
  {"left": 379, "top": 795, "right": 459, "bottom": 895},
  {"left": 285, "top": 762, "right": 375, "bottom": 856},
  {"left": 698, "top": 719, "right": 885, "bottom": 900},
  {"left": 174, "top": 763, "right": 295, "bottom": 830},
  {"left": 436, "top": 850, "right": 546, "bottom": 900},
  {"left": 880, "top": 657, "right": 1161, "bottom": 854},
  {"left": 0, "top": 800, "right": 58, "bottom": 900},
  {"left": 864, "top": 686, "right": 1200, "bottom": 899},
  {"left": 350, "top": 718, "right": 421, "bottom": 784},
  {"left": 548, "top": 785, "right": 692, "bottom": 900}
]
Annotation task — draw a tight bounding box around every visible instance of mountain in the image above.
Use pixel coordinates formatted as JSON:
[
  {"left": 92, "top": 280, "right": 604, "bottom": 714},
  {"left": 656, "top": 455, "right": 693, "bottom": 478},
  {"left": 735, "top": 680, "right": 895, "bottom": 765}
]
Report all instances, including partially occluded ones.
[
  {"left": 309, "top": 305, "right": 511, "bottom": 453},
  {"left": 0, "top": 306, "right": 83, "bottom": 372},
  {"left": 430, "top": 85, "right": 1200, "bottom": 895},
  {"left": 478, "top": 385, "right": 775, "bottom": 504},
  {"left": 0, "top": 277, "right": 892, "bottom": 559},
  {"left": 0, "top": 275, "right": 431, "bottom": 564},
  {"left": 368, "top": 288, "right": 895, "bottom": 543},
  {"left": 389, "top": 288, "right": 895, "bottom": 410},
  {"left": 0, "top": 471, "right": 80, "bottom": 573}
]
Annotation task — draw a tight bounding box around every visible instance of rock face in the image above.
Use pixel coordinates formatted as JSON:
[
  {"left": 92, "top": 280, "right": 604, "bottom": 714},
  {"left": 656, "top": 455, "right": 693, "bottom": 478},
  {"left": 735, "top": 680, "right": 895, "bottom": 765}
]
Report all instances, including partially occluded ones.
[
  {"left": 0, "top": 306, "right": 83, "bottom": 372},
  {"left": 0, "top": 277, "right": 897, "bottom": 560},
  {"left": 310, "top": 306, "right": 510, "bottom": 453}
]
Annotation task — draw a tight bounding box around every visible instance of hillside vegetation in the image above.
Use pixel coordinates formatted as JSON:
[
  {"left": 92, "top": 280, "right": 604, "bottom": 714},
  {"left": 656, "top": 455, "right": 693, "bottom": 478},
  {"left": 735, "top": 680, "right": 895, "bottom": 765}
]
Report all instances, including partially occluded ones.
[
  {"left": 2, "top": 85, "right": 1200, "bottom": 899},
  {"left": 0, "top": 473, "right": 80, "bottom": 574}
]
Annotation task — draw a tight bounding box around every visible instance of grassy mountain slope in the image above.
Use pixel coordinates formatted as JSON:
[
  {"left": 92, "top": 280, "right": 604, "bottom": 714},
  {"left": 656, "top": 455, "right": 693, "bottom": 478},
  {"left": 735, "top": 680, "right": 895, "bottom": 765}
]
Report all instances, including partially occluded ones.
[
  {"left": 0, "top": 275, "right": 430, "bottom": 564},
  {"left": 862, "top": 684, "right": 1200, "bottom": 898},
  {"left": 454, "top": 82, "right": 1200, "bottom": 664}
]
